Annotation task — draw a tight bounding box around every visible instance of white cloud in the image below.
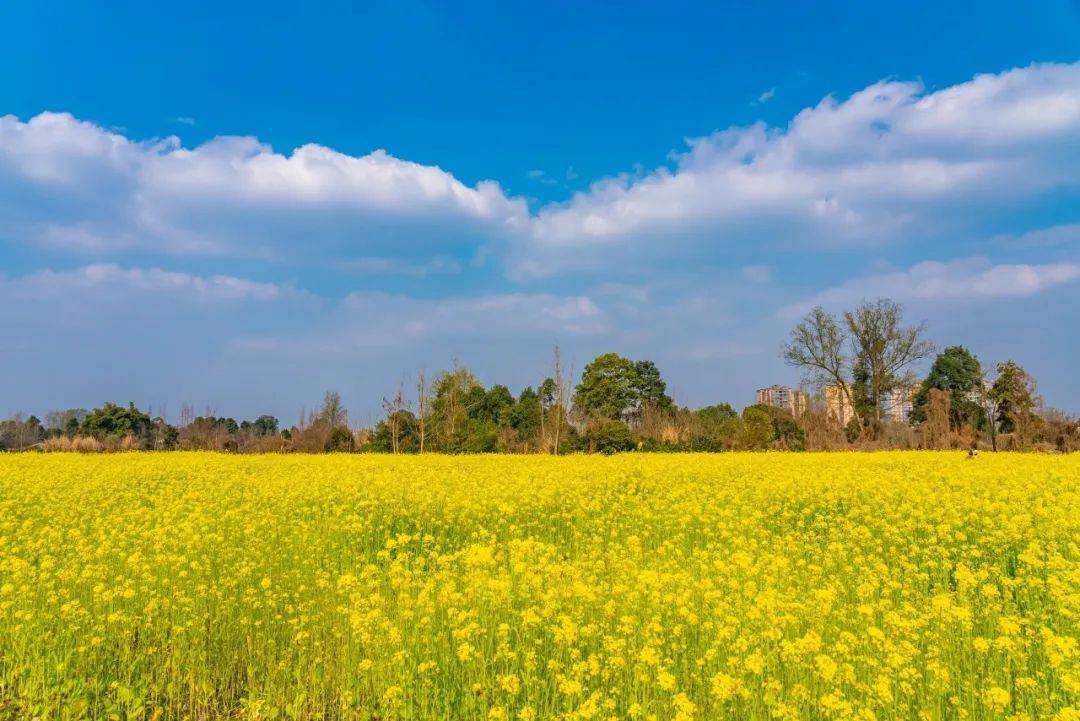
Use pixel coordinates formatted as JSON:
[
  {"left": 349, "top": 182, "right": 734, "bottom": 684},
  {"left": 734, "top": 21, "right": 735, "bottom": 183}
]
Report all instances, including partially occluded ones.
[
  {"left": 0, "top": 112, "right": 528, "bottom": 262},
  {"left": 527, "top": 169, "right": 557, "bottom": 185},
  {"left": 336, "top": 290, "right": 605, "bottom": 339},
  {"left": 999, "top": 222, "right": 1080, "bottom": 248},
  {"left": 172, "top": 116, "right": 196, "bottom": 126},
  {"left": 517, "top": 62, "right": 1080, "bottom": 276},
  {"left": 781, "top": 257, "right": 1080, "bottom": 316},
  {"left": 2, "top": 63, "right": 1077, "bottom": 281},
  {"left": 741, "top": 264, "right": 772, "bottom": 283},
  {"left": 754, "top": 87, "right": 776, "bottom": 105},
  {"left": 228, "top": 290, "right": 607, "bottom": 360},
  {"left": 341, "top": 256, "right": 463, "bottom": 276},
  {"left": 0, "top": 263, "right": 304, "bottom": 305}
]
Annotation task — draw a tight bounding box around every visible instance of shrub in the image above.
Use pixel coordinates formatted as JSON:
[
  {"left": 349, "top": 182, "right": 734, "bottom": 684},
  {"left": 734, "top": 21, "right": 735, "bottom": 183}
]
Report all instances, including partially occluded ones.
[
  {"left": 325, "top": 425, "right": 356, "bottom": 452},
  {"left": 587, "top": 419, "right": 635, "bottom": 454}
]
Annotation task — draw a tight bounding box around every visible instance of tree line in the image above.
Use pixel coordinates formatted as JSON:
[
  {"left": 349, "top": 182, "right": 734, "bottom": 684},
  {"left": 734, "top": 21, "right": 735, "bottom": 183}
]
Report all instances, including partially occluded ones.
[
  {"left": 780, "top": 299, "right": 1073, "bottom": 451},
  {"left": 2, "top": 299, "right": 1077, "bottom": 453}
]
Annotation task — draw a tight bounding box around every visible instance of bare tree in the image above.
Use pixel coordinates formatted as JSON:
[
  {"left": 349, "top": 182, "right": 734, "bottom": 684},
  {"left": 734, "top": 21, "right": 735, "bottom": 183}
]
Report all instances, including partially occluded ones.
[
  {"left": 922, "top": 388, "right": 952, "bottom": 449},
  {"left": 178, "top": 402, "right": 194, "bottom": 428},
  {"left": 552, "top": 346, "right": 563, "bottom": 454},
  {"left": 977, "top": 372, "right": 1000, "bottom": 452},
  {"left": 382, "top": 383, "right": 410, "bottom": 454},
  {"left": 538, "top": 382, "right": 548, "bottom": 453},
  {"left": 319, "top": 391, "right": 347, "bottom": 428},
  {"left": 443, "top": 357, "right": 464, "bottom": 444},
  {"left": 549, "top": 345, "right": 574, "bottom": 455},
  {"left": 783, "top": 306, "right": 860, "bottom": 425},
  {"left": 416, "top": 369, "right": 428, "bottom": 454},
  {"left": 785, "top": 301, "right": 932, "bottom": 428},
  {"left": 844, "top": 299, "right": 934, "bottom": 424}
]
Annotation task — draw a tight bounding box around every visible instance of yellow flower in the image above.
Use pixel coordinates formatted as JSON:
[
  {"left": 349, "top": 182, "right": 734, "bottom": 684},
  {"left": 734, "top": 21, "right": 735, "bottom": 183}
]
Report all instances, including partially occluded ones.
[
  {"left": 983, "top": 687, "right": 1010, "bottom": 712},
  {"left": 815, "top": 654, "right": 838, "bottom": 683},
  {"left": 711, "top": 672, "right": 743, "bottom": 702},
  {"left": 744, "top": 651, "right": 765, "bottom": 675},
  {"left": 381, "top": 686, "right": 403, "bottom": 708},
  {"left": 2, "top": 451, "right": 1076, "bottom": 719},
  {"left": 498, "top": 674, "right": 521, "bottom": 695},
  {"left": 673, "top": 692, "right": 696, "bottom": 720},
  {"left": 558, "top": 677, "right": 582, "bottom": 696}
]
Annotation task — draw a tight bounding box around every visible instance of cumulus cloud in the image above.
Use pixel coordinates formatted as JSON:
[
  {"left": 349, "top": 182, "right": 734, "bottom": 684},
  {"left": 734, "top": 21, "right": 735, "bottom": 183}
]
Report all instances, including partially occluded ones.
[
  {"left": 516, "top": 62, "right": 1080, "bottom": 276},
  {"left": 0, "top": 112, "right": 528, "bottom": 262},
  {"left": 781, "top": 257, "right": 1080, "bottom": 317},
  {"left": 2, "top": 63, "right": 1077, "bottom": 281}
]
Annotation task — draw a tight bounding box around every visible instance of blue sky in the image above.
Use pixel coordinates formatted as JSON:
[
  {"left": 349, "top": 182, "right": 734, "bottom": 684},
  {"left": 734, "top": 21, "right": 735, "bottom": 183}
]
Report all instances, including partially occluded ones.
[{"left": 1, "top": 0, "right": 1078, "bottom": 423}]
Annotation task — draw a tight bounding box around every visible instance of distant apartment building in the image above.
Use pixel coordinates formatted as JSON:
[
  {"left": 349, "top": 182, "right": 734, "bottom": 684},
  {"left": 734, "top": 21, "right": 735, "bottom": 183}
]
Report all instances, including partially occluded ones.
[
  {"left": 756, "top": 385, "right": 808, "bottom": 418},
  {"left": 883, "top": 383, "right": 921, "bottom": 423},
  {"left": 824, "top": 384, "right": 855, "bottom": 427},
  {"left": 824, "top": 383, "right": 921, "bottom": 425}
]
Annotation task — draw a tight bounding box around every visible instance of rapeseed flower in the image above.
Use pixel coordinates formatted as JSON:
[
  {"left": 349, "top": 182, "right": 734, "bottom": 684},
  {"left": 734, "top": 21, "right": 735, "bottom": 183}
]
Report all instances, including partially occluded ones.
[{"left": 0, "top": 451, "right": 1075, "bottom": 720}]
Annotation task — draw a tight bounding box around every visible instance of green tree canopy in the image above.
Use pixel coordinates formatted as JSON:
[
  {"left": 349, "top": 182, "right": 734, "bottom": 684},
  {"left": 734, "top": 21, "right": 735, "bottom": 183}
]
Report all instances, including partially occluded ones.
[
  {"left": 574, "top": 353, "right": 673, "bottom": 421},
  {"left": 574, "top": 353, "right": 639, "bottom": 420},
  {"left": 749, "top": 403, "right": 806, "bottom": 450},
  {"left": 245, "top": 415, "right": 279, "bottom": 436},
  {"left": 632, "top": 360, "right": 674, "bottom": 412},
  {"left": 470, "top": 384, "right": 514, "bottom": 425},
  {"left": 911, "top": 346, "right": 984, "bottom": 429},
  {"left": 691, "top": 404, "right": 741, "bottom": 451},
  {"left": 81, "top": 403, "right": 153, "bottom": 443},
  {"left": 740, "top": 406, "right": 776, "bottom": 450},
  {"left": 430, "top": 367, "right": 482, "bottom": 451},
  {"left": 505, "top": 387, "right": 541, "bottom": 443},
  {"left": 369, "top": 409, "right": 419, "bottom": 453}
]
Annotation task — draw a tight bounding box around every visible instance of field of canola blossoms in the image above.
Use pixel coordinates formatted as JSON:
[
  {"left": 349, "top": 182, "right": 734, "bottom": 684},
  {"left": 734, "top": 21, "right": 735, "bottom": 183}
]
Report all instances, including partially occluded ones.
[{"left": 0, "top": 453, "right": 1077, "bottom": 721}]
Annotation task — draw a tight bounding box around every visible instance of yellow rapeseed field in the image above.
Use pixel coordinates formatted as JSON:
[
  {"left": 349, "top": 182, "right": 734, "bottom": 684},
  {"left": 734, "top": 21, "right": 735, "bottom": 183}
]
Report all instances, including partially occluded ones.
[{"left": 0, "top": 452, "right": 1077, "bottom": 721}]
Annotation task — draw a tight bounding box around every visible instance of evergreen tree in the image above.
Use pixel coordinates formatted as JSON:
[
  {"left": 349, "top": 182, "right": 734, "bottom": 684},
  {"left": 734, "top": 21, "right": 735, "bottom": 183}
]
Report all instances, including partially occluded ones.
[{"left": 911, "top": 346, "right": 984, "bottom": 430}]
